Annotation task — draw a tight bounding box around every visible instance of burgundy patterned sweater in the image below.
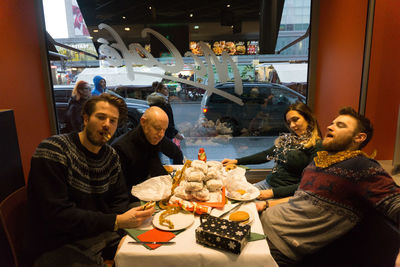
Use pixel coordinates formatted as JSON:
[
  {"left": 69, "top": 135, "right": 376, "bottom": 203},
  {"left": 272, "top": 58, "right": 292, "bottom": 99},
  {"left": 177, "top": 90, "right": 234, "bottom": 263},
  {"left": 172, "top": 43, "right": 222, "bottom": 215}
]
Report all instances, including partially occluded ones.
[{"left": 262, "top": 154, "right": 400, "bottom": 260}]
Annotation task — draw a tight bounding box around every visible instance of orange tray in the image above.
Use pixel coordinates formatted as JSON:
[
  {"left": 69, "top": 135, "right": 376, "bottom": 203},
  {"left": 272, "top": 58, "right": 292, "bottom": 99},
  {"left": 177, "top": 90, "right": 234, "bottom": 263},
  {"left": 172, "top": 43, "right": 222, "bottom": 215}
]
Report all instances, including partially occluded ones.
[{"left": 196, "top": 187, "right": 226, "bottom": 209}]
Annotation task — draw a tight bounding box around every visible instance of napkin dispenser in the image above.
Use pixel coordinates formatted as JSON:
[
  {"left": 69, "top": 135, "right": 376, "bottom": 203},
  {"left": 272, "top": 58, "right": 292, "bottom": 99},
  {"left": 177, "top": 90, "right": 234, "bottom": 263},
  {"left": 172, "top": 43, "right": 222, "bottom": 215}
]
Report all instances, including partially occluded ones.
[{"left": 195, "top": 214, "right": 250, "bottom": 254}]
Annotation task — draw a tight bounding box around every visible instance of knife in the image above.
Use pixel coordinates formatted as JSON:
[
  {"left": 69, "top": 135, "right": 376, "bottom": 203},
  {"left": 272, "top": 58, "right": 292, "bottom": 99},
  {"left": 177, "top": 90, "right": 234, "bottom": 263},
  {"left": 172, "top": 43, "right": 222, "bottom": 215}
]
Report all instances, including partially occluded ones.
[
  {"left": 218, "top": 202, "right": 246, "bottom": 218},
  {"left": 128, "top": 241, "right": 176, "bottom": 245}
]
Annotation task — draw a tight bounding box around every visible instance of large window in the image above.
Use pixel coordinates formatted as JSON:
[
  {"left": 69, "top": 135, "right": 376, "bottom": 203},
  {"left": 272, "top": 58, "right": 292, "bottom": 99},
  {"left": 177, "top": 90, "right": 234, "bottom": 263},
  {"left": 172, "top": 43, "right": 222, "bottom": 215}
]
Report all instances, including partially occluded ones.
[{"left": 43, "top": 0, "right": 311, "bottom": 169}]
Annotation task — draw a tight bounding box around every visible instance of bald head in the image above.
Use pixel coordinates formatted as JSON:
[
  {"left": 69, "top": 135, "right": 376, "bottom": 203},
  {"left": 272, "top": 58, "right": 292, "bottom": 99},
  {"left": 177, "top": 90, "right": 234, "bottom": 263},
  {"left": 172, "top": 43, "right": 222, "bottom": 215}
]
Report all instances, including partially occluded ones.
[{"left": 140, "top": 106, "right": 169, "bottom": 145}]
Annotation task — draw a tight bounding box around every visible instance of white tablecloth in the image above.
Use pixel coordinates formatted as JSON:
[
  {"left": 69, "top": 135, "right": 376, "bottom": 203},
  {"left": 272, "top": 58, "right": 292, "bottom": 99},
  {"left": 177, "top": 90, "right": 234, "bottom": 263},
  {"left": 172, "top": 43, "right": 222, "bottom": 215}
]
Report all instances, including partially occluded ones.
[{"left": 115, "top": 202, "right": 278, "bottom": 267}]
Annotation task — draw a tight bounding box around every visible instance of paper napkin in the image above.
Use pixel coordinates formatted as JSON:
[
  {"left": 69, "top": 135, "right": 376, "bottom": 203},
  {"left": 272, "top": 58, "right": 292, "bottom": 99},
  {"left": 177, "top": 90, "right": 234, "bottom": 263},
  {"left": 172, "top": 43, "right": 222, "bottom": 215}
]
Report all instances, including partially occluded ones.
[{"left": 136, "top": 228, "right": 176, "bottom": 249}]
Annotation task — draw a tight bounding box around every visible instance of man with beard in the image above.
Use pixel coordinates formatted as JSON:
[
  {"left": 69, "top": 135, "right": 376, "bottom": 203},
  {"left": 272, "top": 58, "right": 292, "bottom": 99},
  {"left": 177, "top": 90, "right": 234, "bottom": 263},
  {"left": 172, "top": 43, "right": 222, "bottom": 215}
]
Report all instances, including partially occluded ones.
[
  {"left": 112, "top": 106, "right": 183, "bottom": 199},
  {"left": 26, "top": 93, "right": 155, "bottom": 266},
  {"left": 257, "top": 107, "right": 400, "bottom": 266}
]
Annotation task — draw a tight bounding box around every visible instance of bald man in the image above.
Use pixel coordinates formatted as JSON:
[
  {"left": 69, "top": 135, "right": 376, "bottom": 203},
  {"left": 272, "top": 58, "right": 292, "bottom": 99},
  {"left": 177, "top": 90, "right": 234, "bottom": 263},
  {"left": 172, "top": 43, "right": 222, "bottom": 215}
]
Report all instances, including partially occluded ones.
[{"left": 112, "top": 107, "right": 183, "bottom": 198}]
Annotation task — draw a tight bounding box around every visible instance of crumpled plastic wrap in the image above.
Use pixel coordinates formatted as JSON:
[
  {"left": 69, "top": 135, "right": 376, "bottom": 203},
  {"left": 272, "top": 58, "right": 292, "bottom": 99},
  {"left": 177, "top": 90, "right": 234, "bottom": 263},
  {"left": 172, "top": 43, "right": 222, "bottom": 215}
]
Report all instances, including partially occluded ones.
[
  {"left": 224, "top": 167, "right": 260, "bottom": 200},
  {"left": 131, "top": 175, "right": 173, "bottom": 201}
]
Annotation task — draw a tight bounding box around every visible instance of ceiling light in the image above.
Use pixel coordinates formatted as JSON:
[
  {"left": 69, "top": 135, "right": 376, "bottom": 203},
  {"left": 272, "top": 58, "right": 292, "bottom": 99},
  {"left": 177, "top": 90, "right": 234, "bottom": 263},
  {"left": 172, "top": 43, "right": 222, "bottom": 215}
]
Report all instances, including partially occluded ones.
[
  {"left": 149, "top": 6, "right": 152, "bottom": 10},
  {"left": 124, "top": 27, "right": 130, "bottom": 31},
  {"left": 122, "top": 16, "right": 126, "bottom": 19},
  {"left": 189, "top": 13, "right": 193, "bottom": 17},
  {"left": 227, "top": 4, "right": 231, "bottom": 8},
  {"left": 194, "top": 25, "right": 199, "bottom": 29},
  {"left": 93, "top": 29, "right": 99, "bottom": 33}
]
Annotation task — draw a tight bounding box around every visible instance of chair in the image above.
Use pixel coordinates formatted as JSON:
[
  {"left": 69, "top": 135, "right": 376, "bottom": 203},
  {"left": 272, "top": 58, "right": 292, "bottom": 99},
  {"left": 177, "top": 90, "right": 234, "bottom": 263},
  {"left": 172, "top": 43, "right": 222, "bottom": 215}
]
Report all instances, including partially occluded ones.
[{"left": 0, "top": 186, "right": 28, "bottom": 267}]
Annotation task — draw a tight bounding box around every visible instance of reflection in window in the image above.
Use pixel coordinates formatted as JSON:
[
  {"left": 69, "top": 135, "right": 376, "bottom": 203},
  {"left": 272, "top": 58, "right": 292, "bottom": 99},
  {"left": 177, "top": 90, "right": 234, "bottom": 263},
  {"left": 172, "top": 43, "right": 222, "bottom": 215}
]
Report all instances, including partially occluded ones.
[{"left": 42, "top": 0, "right": 311, "bottom": 169}]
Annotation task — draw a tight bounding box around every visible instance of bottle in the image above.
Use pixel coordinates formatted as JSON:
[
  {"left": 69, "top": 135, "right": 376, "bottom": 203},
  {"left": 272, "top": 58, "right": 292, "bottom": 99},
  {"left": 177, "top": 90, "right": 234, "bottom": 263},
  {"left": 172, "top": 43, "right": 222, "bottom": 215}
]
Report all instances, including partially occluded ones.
[{"left": 198, "top": 148, "right": 207, "bottom": 162}]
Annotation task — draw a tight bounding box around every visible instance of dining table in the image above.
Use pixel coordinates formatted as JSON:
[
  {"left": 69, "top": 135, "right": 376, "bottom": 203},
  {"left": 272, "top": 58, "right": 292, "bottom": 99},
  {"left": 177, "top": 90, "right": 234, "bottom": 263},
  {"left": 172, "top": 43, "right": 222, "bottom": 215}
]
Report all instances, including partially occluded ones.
[{"left": 114, "top": 201, "right": 278, "bottom": 267}]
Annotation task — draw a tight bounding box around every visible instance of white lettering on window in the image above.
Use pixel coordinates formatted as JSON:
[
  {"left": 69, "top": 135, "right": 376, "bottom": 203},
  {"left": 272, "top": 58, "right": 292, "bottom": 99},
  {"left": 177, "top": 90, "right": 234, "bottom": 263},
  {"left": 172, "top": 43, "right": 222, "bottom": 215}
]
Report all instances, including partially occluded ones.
[{"left": 97, "top": 23, "right": 244, "bottom": 105}]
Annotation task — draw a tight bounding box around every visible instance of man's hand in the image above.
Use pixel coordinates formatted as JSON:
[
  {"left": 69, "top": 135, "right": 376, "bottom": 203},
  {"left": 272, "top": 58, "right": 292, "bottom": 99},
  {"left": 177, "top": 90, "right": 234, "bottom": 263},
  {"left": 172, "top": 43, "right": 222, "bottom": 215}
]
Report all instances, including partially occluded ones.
[
  {"left": 257, "top": 189, "right": 274, "bottom": 200},
  {"left": 116, "top": 206, "right": 155, "bottom": 229},
  {"left": 256, "top": 201, "right": 268, "bottom": 212},
  {"left": 395, "top": 249, "right": 400, "bottom": 267},
  {"left": 221, "top": 158, "right": 238, "bottom": 166}
]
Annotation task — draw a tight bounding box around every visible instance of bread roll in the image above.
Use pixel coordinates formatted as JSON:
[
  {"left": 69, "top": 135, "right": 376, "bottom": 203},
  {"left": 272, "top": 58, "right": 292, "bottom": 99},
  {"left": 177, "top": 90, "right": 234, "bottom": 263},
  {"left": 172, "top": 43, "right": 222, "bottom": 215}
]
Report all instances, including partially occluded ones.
[
  {"left": 186, "top": 170, "right": 205, "bottom": 182},
  {"left": 191, "top": 160, "right": 208, "bottom": 173},
  {"left": 192, "top": 187, "right": 210, "bottom": 201},
  {"left": 206, "top": 166, "right": 221, "bottom": 180},
  {"left": 206, "top": 178, "right": 223, "bottom": 191},
  {"left": 185, "top": 181, "right": 203, "bottom": 192},
  {"left": 229, "top": 211, "right": 249, "bottom": 223},
  {"left": 174, "top": 183, "right": 192, "bottom": 200},
  {"left": 206, "top": 160, "right": 223, "bottom": 169},
  {"left": 209, "top": 191, "right": 222, "bottom": 202},
  {"left": 163, "top": 165, "right": 174, "bottom": 173}
]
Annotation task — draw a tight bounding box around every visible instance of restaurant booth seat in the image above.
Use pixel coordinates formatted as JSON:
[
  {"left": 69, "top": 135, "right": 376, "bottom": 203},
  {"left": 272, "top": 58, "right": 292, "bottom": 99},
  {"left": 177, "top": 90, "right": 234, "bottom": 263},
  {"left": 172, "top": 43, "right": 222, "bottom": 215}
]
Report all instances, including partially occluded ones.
[
  {"left": 297, "top": 207, "right": 400, "bottom": 267},
  {"left": 0, "top": 186, "right": 29, "bottom": 267}
]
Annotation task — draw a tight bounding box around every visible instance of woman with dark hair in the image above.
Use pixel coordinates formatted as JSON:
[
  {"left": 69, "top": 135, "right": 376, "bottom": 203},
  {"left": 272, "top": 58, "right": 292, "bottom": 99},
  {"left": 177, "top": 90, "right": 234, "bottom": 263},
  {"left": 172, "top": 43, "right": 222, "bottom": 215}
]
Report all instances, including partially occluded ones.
[
  {"left": 147, "top": 81, "right": 183, "bottom": 140},
  {"left": 222, "top": 102, "right": 322, "bottom": 200},
  {"left": 65, "top": 80, "right": 91, "bottom": 132}
]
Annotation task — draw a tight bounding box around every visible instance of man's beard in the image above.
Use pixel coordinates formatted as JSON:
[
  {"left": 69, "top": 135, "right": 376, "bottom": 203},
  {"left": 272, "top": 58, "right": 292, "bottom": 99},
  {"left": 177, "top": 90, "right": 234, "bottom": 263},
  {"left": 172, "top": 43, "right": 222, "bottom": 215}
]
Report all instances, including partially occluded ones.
[
  {"left": 86, "top": 124, "right": 106, "bottom": 147},
  {"left": 323, "top": 135, "right": 354, "bottom": 152}
]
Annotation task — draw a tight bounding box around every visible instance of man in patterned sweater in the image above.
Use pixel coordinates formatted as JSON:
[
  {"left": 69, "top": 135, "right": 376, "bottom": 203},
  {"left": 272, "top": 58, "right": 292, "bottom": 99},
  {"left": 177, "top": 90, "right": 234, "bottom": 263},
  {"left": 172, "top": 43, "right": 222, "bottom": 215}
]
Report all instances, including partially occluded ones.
[
  {"left": 26, "top": 93, "right": 155, "bottom": 266},
  {"left": 258, "top": 107, "right": 400, "bottom": 266}
]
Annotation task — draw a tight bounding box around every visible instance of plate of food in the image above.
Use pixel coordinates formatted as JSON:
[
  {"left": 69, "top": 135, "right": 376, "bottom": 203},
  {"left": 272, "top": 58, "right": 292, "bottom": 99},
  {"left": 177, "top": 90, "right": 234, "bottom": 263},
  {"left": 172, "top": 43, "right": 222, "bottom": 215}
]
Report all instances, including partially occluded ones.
[
  {"left": 227, "top": 207, "right": 254, "bottom": 225},
  {"left": 153, "top": 211, "right": 195, "bottom": 231},
  {"left": 226, "top": 186, "right": 260, "bottom": 201}
]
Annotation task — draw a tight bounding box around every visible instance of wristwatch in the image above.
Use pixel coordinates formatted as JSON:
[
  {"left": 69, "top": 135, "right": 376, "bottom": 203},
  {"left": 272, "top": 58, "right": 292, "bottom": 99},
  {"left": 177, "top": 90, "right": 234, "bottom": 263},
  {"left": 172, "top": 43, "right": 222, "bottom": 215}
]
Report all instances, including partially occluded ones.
[
  {"left": 257, "top": 200, "right": 269, "bottom": 214},
  {"left": 261, "top": 200, "right": 269, "bottom": 212}
]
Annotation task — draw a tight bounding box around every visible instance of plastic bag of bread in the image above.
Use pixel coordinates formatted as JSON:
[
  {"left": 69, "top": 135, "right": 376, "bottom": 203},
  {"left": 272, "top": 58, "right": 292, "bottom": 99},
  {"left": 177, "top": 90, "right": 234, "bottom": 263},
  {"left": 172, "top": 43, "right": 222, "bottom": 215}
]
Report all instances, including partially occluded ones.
[
  {"left": 209, "top": 191, "right": 222, "bottom": 202},
  {"left": 185, "top": 181, "right": 204, "bottom": 192},
  {"left": 185, "top": 168, "right": 205, "bottom": 182},
  {"left": 206, "top": 178, "right": 223, "bottom": 191},
  {"left": 192, "top": 187, "right": 210, "bottom": 201},
  {"left": 131, "top": 175, "right": 172, "bottom": 201},
  {"left": 206, "top": 166, "right": 222, "bottom": 180},
  {"left": 191, "top": 160, "right": 208, "bottom": 173},
  {"left": 206, "top": 160, "right": 223, "bottom": 169},
  {"left": 174, "top": 183, "right": 192, "bottom": 200}
]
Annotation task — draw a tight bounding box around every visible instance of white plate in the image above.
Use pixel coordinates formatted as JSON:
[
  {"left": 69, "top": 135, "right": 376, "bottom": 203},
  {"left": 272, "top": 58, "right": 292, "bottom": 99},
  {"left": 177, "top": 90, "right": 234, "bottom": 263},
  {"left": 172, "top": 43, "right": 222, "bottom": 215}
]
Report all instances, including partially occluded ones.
[
  {"left": 227, "top": 207, "right": 254, "bottom": 225},
  {"left": 226, "top": 187, "right": 260, "bottom": 201},
  {"left": 152, "top": 211, "right": 194, "bottom": 231}
]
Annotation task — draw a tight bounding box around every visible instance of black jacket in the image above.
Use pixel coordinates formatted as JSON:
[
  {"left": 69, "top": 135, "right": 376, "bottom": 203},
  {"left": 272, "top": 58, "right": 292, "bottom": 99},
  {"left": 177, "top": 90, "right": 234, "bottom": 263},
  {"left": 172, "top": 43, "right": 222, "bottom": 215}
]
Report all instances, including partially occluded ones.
[
  {"left": 112, "top": 126, "right": 183, "bottom": 189},
  {"left": 65, "top": 96, "right": 86, "bottom": 132}
]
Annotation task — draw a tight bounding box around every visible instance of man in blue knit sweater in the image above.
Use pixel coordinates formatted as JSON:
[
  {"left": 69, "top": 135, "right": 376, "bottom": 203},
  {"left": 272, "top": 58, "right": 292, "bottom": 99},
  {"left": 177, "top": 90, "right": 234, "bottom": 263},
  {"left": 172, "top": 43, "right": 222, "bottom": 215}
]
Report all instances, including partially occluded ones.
[
  {"left": 26, "top": 93, "right": 155, "bottom": 266},
  {"left": 258, "top": 107, "right": 400, "bottom": 266}
]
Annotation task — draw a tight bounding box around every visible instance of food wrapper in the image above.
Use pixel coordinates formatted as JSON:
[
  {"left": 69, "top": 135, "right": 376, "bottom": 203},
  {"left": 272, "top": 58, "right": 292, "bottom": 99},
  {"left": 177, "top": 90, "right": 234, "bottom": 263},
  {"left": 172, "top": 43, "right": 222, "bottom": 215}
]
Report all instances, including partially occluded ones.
[
  {"left": 169, "top": 198, "right": 211, "bottom": 215},
  {"left": 131, "top": 175, "right": 172, "bottom": 201}
]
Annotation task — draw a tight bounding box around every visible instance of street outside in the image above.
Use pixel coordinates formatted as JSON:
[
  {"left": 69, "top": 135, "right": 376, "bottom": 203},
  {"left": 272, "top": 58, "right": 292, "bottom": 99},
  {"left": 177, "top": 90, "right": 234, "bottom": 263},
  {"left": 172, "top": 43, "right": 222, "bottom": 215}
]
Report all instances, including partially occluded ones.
[{"left": 171, "top": 101, "right": 275, "bottom": 169}]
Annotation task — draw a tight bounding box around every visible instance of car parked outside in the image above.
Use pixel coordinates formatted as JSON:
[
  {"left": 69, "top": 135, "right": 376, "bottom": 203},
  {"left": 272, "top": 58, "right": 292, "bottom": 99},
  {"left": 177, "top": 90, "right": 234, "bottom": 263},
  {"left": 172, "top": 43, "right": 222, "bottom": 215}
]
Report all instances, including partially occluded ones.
[
  {"left": 109, "top": 85, "right": 153, "bottom": 102},
  {"left": 200, "top": 82, "right": 306, "bottom": 136},
  {"left": 53, "top": 85, "right": 148, "bottom": 138},
  {"left": 53, "top": 85, "right": 74, "bottom": 133}
]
